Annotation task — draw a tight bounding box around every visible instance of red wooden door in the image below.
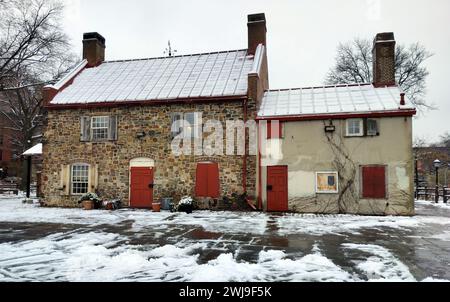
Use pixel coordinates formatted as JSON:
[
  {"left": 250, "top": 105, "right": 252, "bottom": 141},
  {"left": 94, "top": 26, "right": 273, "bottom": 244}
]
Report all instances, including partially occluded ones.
[
  {"left": 130, "top": 167, "right": 154, "bottom": 208},
  {"left": 267, "top": 166, "right": 288, "bottom": 212}
]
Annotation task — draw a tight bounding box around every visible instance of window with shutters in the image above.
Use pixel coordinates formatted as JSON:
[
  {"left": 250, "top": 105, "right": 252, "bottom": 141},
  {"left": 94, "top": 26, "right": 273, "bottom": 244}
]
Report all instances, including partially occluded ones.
[
  {"left": 361, "top": 165, "right": 387, "bottom": 199},
  {"left": 81, "top": 116, "right": 118, "bottom": 142},
  {"left": 91, "top": 116, "right": 109, "bottom": 141},
  {"left": 71, "top": 164, "right": 89, "bottom": 195},
  {"left": 267, "top": 121, "right": 284, "bottom": 139},
  {"left": 195, "top": 162, "right": 220, "bottom": 198}
]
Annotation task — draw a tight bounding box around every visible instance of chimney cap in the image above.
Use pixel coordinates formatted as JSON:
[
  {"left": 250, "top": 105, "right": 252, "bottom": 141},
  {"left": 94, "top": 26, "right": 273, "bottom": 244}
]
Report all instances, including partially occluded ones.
[
  {"left": 83, "top": 32, "right": 105, "bottom": 46},
  {"left": 374, "top": 32, "right": 395, "bottom": 42},
  {"left": 248, "top": 13, "right": 266, "bottom": 23}
]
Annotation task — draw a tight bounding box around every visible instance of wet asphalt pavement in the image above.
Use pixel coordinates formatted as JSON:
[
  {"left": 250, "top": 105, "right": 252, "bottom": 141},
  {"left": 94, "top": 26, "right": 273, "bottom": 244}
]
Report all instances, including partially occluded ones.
[{"left": 0, "top": 201, "right": 449, "bottom": 281}]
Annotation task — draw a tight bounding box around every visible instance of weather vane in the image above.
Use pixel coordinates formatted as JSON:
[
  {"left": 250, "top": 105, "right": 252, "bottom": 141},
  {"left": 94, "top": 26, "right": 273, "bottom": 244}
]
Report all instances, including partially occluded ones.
[{"left": 164, "top": 40, "right": 177, "bottom": 57}]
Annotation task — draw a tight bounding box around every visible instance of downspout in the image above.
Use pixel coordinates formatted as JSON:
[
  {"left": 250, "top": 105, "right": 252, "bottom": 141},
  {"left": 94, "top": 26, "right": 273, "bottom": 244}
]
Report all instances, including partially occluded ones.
[
  {"left": 257, "top": 121, "right": 262, "bottom": 210},
  {"left": 242, "top": 98, "right": 248, "bottom": 194}
]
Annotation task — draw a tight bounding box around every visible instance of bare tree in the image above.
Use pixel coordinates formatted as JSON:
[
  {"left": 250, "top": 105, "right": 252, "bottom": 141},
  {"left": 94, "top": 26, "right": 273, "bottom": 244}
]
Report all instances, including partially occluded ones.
[
  {"left": 325, "top": 38, "right": 433, "bottom": 110},
  {"left": 0, "top": 0, "right": 76, "bottom": 156},
  {"left": 438, "top": 132, "right": 450, "bottom": 148},
  {"left": 0, "top": 0, "right": 76, "bottom": 90},
  {"left": 413, "top": 136, "right": 429, "bottom": 148}
]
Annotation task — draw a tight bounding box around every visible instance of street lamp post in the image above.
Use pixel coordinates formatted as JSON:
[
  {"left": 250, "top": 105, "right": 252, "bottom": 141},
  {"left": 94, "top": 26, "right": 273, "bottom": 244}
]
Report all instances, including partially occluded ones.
[
  {"left": 433, "top": 159, "right": 441, "bottom": 203},
  {"left": 414, "top": 155, "right": 419, "bottom": 199}
]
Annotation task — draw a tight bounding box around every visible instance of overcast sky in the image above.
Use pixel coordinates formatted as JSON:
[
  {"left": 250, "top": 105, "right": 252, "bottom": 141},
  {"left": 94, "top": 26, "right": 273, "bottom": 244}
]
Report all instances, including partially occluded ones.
[{"left": 63, "top": 0, "right": 450, "bottom": 143}]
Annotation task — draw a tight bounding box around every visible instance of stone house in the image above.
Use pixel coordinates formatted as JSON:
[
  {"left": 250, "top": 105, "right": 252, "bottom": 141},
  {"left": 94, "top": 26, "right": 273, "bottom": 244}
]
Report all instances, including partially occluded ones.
[
  {"left": 256, "top": 33, "right": 416, "bottom": 215},
  {"left": 41, "top": 14, "right": 268, "bottom": 208},
  {"left": 41, "top": 14, "right": 416, "bottom": 215}
]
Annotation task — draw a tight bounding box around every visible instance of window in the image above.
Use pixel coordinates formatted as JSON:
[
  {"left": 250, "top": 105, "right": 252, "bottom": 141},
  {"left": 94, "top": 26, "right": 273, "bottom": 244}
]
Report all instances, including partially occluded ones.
[
  {"left": 81, "top": 116, "right": 118, "bottom": 142},
  {"left": 316, "top": 172, "right": 339, "bottom": 193},
  {"left": 0, "top": 134, "right": 3, "bottom": 145},
  {"left": 361, "top": 166, "right": 386, "bottom": 199},
  {"left": 0, "top": 149, "right": 2, "bottom": 161},
  {"left": 185, "top": 112, "right": 201, "bottom": 138},
  {"left": 171, "top": 112, "right": 201, "bottom": 139},
  {"left": 346, "top": 119, "right": 363, "bottom": 136},
  {"left": 195, "top": 162, "right": 220, "bottom": 198},
  {"left": 171, "top": 113, "right": 183, "bottom": 137},
  {"left": 91, "top": 116, "right": 109, "bottom": 141},
  {"left": 71, "top": 164, "right": 89, "bottom": 195},
  {"left": 267, "top": 121, "right": 284, "bottom": 139},
  {"left": 366, "top": 119, "right": 379, "bottom": 136}
]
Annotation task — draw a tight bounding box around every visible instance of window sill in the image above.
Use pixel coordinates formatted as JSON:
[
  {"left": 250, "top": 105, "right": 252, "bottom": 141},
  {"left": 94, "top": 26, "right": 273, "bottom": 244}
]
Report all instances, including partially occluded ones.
[{"left": 345, "top": 134, "right": 364, "bottom": 137}]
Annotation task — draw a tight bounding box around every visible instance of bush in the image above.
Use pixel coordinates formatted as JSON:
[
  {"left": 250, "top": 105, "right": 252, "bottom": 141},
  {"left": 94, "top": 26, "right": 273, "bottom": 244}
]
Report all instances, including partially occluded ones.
[{"left": 174, "top": 196, "right": 194, "bottom": 214}]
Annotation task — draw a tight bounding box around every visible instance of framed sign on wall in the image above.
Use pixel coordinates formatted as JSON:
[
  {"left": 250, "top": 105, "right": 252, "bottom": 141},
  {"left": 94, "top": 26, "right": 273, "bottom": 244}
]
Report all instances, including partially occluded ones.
[{"left": 315, "top": 172, "right": 339, "bottom": 193}]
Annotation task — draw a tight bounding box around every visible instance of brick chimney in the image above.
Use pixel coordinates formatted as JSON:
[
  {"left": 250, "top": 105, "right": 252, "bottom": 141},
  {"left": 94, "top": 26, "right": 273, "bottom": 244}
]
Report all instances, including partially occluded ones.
[
  {"left": 83, "top": 32, "right": 105, "bottom": 67},
  {"left": 372, "top": 32, "right": 396, "bottom": 87},
  {"left": 247, "top": 13, "right": 267, "bottom": 55}
]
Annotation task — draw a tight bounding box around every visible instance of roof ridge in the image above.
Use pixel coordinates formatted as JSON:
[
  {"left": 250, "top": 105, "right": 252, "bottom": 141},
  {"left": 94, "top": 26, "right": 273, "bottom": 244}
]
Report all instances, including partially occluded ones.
[
  {"left": 103, "top": 48, "right": 250, "bottom": 64},
  {"left": 265, "top": 83, "right": 380, "bottom": 92}
]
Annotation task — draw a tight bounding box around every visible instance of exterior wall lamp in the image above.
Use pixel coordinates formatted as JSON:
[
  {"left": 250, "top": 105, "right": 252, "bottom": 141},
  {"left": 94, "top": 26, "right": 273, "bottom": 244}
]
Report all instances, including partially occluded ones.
[{"left": 324, "top": 120, "right": 335, "bottom": 133}]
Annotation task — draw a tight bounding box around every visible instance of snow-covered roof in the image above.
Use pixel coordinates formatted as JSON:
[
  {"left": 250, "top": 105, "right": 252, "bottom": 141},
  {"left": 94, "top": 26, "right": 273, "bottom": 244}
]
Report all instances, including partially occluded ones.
[
  {"left": 22, "top": 143, "right": 42, "bottom": 156},
  {"left": 258, "top": 84, "right": 415, "bottom": 118},
  {"left": 50, "top": 49, "right": 255, "bottom": 105}
]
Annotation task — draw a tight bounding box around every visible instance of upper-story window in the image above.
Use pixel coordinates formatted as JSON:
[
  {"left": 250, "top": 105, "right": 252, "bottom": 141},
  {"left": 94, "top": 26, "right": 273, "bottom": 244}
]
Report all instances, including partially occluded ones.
[
  {"left": 267, "top": 121, "right": 284, "bottom": 139},
  {"left": 81, "top": 116, "right": 118, "bottom": 142},
  {"left": 345, "top": 118, "right": 379, "bottom": 137},
  {"left": 171, "top": 112, "right": 201, "bottom": 139},
  {"left": 346, "top": 119, "right": 364, "bottom": 136},
  {"left": 0, "top": 134, "right": 3, "bottom": 146},
  {"left": 366, "top": 119, "right": 379, "bottom": 136},
  {"left": 91, "top": 116, "right": 109, "bottom": 140}
]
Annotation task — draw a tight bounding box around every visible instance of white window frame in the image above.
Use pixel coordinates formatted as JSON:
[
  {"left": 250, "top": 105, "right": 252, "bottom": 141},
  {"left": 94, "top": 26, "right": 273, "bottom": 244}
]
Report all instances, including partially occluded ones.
[
  {"left": 346, "top": 119, "right": 364, "bottom": 137},
  {"left": 315, "top": 171, "right": 339, "bottom": 194},
  {"left": 71, "top": 163, "right": 90, "bottom": 195},
  {"left": 91, "top": 116, "right": 109, "bottom": 141}
]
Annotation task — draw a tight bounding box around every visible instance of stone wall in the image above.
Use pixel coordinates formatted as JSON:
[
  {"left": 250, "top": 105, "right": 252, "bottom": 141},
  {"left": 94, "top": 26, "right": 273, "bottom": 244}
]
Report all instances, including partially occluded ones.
[{"left": 42, "top": 100, "right": 257, "bottom": 207}]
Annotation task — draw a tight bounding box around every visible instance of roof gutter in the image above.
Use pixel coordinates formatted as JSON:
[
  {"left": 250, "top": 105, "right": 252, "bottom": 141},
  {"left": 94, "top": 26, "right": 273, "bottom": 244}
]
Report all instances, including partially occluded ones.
[
  {"left": 45, "top": 95, "right": 247, "bottom": 110},
  {"left": 256, "top": 109, "right": 417, "bottom": 121}
]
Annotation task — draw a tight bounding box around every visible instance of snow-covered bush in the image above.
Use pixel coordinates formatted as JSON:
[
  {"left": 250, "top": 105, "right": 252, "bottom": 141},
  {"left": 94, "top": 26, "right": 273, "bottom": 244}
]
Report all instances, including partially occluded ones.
[{"left": 175, "top": 196, "right": 194, "bottom": 214}]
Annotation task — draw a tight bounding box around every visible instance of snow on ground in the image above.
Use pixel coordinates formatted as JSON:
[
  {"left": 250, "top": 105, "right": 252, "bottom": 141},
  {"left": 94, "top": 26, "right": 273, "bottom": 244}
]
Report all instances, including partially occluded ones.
[
  {"left": 1, "top": 195, "right": 449, "bottom": 236},
  {"left": 276, "top": 212, "right": 450, "bottom": 236},
  {"left": 0, "top": 195, "right": 268, "bottom": 235},
  {"left": 0, "top": 229, "right": 443, "bottom": 282},
  {"left": 1, "top": 194, "right": 450, "bottom": 282},
  {"left": 0, "top": 231, "right": 353, "bottom": 282},
  {"left": 415, "top": 200, "right": 450, "bottom": 210},
  {"left": 342, "top": 244, "right": 415, "bottom": 281}
]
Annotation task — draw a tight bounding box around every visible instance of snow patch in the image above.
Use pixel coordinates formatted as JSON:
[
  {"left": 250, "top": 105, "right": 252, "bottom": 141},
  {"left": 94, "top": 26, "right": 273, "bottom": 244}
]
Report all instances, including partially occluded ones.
[{"left": 342, "top": 243, "right": 415, "bottom": 281}]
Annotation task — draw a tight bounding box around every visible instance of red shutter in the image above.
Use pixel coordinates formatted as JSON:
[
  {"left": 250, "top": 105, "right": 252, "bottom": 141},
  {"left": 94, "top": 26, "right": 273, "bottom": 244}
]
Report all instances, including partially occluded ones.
[
  {"left": 196, "top": 163, "right": 220, "bottom": 198},
  {"left": 267, "top": 122, "right": 283, "bottom": 139},
  {"left": 362, "top": 166, "right": 386, "bottom": 199}
]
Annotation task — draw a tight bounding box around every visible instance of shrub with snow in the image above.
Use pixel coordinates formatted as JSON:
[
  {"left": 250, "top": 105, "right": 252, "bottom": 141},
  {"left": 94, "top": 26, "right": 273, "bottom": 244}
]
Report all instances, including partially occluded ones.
[{"left": 175, "top": 196, "right": 194, "bottom": 214}]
